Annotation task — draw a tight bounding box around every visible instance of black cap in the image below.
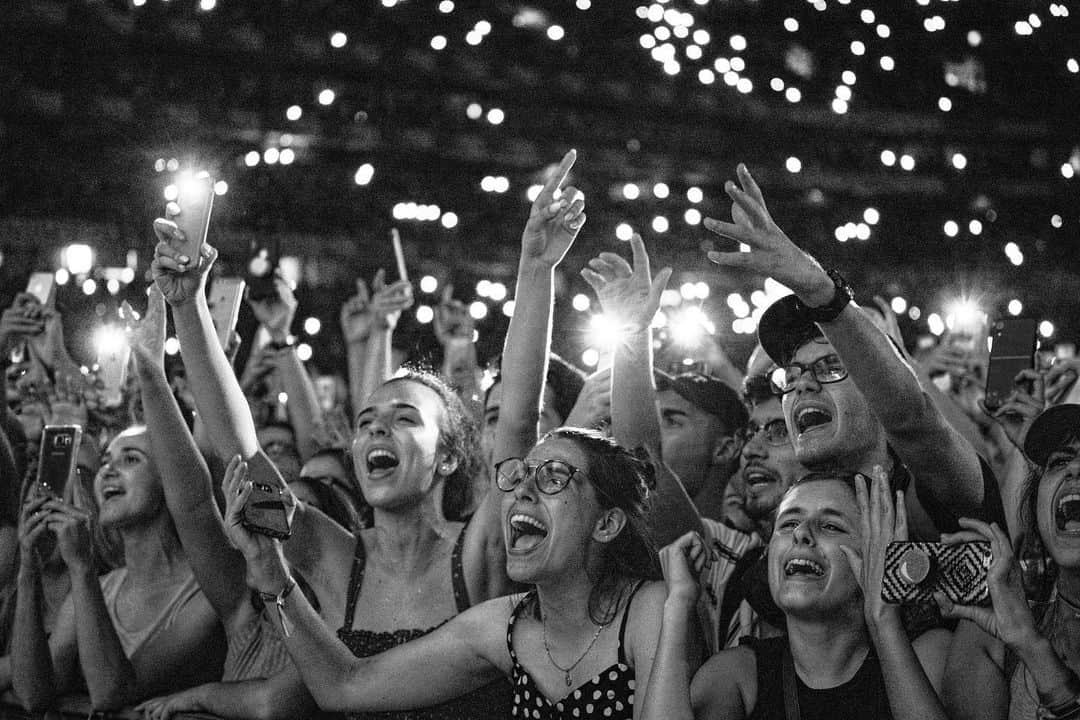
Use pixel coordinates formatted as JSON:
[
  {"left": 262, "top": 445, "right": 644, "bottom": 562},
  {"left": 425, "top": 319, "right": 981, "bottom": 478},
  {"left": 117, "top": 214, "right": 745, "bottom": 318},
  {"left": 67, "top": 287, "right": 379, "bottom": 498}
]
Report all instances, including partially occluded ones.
[
  {"left": 758, "top": 294, "right": 826, "bottom": 366},
  {"left": 1023, "top": 404, "right": 1080, "bottom": 467},
  {"left": 654, "top": 369, "right": 749, "bottom": 432}
]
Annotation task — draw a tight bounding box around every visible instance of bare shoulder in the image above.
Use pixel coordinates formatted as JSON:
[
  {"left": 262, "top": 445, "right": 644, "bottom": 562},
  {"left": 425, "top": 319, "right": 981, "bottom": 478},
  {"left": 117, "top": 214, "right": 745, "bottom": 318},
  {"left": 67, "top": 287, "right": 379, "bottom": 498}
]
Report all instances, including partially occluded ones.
[
  {"left": 691, "top": 646, "right": 755, "bottom": 720},
  {"left": 621, "top": 580, "right": 667, "bottom": 661},
  {"left": 452, "top": 593, "right": 528, "bottom": 675}
]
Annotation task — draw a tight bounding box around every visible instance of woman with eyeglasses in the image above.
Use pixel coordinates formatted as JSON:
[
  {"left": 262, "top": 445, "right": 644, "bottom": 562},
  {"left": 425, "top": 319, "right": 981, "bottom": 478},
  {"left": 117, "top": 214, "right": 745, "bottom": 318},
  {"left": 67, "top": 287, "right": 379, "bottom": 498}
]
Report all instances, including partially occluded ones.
[{"left": 222, "top": 426, "right": 666, "bottom": 720}]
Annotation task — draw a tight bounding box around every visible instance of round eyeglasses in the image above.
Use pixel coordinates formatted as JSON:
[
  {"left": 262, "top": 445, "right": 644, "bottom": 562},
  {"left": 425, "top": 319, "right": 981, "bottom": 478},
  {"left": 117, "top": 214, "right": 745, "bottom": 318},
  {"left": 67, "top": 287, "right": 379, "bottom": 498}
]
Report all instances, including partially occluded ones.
[
  {"left": 770, "top": 354, "right": 848, "bottom": 395},
  {"left": 739, "top": 418, "right": 791, "bottom": 446},
  {"left": 495, "top": 457, "right": 585, "bottom": 496}
]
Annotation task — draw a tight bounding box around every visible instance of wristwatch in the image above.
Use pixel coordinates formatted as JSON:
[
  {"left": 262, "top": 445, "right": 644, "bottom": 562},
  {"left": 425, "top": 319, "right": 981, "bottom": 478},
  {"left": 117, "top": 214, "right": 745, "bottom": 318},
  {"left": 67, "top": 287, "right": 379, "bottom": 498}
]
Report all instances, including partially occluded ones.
[
  {"left": 266, "top": 336, "right": 295, "bottom": 352},
  {"left": 796, "top": 268, "right": 853, "bottom": 323}
]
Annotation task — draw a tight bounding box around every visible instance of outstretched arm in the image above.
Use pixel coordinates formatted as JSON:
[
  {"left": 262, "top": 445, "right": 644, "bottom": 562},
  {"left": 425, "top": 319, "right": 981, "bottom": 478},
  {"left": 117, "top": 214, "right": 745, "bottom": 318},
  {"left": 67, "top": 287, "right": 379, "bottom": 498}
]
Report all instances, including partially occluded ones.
[
  {"left": 125, "top": 287, "right": 249, "bottom": 622},
  {"left": 706, "top": 164, "right": 983, "bottom": 516},
  {"left": 135, "top": 664, "right": 316, "bottom": 720},
  {"left": 581, "top": 233, "right": 701, "bottom": 545},
  {"left": 464, "top": 150, "right": 585, "bottom": 601},
  {"left": 221, "top": 460, "right": 507, "bottom": 712}
]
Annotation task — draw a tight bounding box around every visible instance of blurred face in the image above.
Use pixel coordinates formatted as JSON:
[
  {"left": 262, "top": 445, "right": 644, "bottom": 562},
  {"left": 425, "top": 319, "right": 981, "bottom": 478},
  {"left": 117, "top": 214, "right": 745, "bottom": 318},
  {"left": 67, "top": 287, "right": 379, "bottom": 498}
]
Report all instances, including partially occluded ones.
[
  {"left": 722, "top": 474, "right": 756, "bottom": 534},
  {"left": 742, "top": 397, "right": 807, "bottom": 526},
  {"left": 352, "top": 380, "right": 447, "bottom": 511},
  {"left": 95, "top": 428, "right": 164, "bottom": 528},
  {"left": 258, "top": 425, "right": 302, "bottom": 483},
  {"left": 1037, "top": 436, "right": 1080, "bottom": 568},
  {"left": 781, "top": 340, "right": 884, "bottom": 468},
  {"left": 658, "top": 389, "right": 726, "bottom": 498},
  {"left": 292, "top": 454, "right": 351, "bottom": 512},
  {"left": 768, "top": 480, "right": 862, "bottom": 620},
  {"left": 482, "top": 381, "right": 563, "bottom": 474},
  {"left": 500, "top": 437, "right": 605, "bottom": 584}
]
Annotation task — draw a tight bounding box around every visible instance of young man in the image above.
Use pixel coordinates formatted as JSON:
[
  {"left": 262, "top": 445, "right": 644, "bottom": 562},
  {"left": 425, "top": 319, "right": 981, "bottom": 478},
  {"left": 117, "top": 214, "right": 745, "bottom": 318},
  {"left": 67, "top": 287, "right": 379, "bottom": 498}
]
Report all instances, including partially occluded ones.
[
  {"left": 655, "top": 370, "right": 748, "bottom": 521},
  {"left": 707, "top": 163, "right": 1002, "bottom": 538}
]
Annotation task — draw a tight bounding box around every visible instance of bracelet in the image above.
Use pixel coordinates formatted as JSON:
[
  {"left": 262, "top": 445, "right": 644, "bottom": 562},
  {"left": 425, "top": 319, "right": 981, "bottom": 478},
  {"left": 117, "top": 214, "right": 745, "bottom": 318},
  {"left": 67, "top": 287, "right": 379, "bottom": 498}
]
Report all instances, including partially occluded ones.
[
  {"left": 794, "top": 268, "right": 853, "bottom": 323},
  {"left": 266, "top": 336, "right": 295, "bottom": 352},
  {"left": 258, "top": 576, "right": 296, "bottom": 637}
]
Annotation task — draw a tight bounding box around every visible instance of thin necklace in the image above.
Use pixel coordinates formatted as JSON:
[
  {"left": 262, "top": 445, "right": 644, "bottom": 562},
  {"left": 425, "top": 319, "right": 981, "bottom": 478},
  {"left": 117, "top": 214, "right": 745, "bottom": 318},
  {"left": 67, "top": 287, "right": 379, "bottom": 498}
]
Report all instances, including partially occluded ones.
[
  {"left": 1058, "top": 587, "right": 1080, "bottom": 618},
  {"left": 542, "top": 615, "right": 609, "bottom": 687}
]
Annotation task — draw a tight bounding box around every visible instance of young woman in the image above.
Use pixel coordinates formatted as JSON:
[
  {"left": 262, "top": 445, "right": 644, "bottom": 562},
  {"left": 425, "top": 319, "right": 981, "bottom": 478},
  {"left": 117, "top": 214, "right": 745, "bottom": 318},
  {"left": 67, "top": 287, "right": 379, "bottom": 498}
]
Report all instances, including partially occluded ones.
[
  {"left": 644, "top": 470, "right": 950, "bottom": 720},
  {"left": 10, "top": 420, "right": 224, "bottom": 712},
  {"left": 942, "top": 403, "right": 1080, "bottom": 720},
  {"left": 223, "top": 426, "right": 667, "bottom": 719}
]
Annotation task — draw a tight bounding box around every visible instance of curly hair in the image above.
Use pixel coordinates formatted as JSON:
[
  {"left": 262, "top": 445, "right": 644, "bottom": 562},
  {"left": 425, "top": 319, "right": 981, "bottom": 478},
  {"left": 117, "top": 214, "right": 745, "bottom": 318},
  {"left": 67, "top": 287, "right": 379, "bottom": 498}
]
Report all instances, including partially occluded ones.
[
  {"left": 382, "top": 369, "right": 483, "bottom": 522},
  {"left": 536, "top": 428, "right": 662, "bottom": 625}
]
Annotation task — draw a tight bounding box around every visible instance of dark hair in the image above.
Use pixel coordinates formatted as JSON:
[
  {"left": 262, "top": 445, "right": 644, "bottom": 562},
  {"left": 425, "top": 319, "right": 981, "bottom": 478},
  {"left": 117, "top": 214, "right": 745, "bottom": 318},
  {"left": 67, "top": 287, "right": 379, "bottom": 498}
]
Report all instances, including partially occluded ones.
[
  {"left": 743, "top": 371, "right": 777, "bottom": 407},
  {"left": 304, "top": 447, "right": 371, "bottom": 530},
  {"left": 787, "top": 469, "right": 880, "bottom": 496},
  {"left": 383, "top": 369, "right": 483, "bottom": 521},
  {"left": 483, "top": 353, "right": 586, "bottom": 425},
  {"left": 539, "top": 428, "right": 662, "bottom": 625}
]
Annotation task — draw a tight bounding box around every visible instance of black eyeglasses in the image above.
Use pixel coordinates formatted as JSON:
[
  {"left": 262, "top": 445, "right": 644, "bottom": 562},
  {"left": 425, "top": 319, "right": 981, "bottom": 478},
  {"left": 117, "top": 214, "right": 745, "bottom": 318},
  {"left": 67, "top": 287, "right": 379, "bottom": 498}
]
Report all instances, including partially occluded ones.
[
  {"left": 495, "top": 458, "right": 585, "bottom": 495},
  {"left": 740, "top": 419, "right": 790, "bottom": 446},
  {"left": 770, "top": 354, "right": 848, "bottom": 395}
]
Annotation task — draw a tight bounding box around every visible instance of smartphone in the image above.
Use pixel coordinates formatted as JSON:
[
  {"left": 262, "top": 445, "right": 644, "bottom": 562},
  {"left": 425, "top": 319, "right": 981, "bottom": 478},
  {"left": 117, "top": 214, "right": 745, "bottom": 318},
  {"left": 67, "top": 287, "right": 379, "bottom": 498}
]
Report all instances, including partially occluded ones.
[
  {"left": 96, "top": 332, "right": 132, "bottom": 408},
  {"left": 391, "top": 228, "right": 408, "bottom": 282},
  {"left": 984, "top": 318, "right": 1038, "bottom": 411},
  {"left": 240, "top": 452, "right": 292, "bottom": 540},
  {"left": 882, "top": 541, "right": 992, "bottom": 605},
  {"left": 171, "top": 172, "right": 215, "bottom": 263},
  {"left": 246, "top": 243, "right": 279, "bottom": 303},
  {"left": 36, "top": 425, "right": 83, "bottom": 499},
  {"left": 207, "top": 277, "right": 246, "bottom": 349},
  {"left": 26, "top": 272, "right": 56, "bottom": 307}
]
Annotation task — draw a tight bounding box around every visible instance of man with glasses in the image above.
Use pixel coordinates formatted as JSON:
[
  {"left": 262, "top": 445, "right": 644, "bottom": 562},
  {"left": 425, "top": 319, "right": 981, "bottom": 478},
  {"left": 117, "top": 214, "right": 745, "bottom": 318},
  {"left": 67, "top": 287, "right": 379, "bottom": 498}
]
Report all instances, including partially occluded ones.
[{"left": 704, "top": 163, "right": 1000, "bottom": 539}]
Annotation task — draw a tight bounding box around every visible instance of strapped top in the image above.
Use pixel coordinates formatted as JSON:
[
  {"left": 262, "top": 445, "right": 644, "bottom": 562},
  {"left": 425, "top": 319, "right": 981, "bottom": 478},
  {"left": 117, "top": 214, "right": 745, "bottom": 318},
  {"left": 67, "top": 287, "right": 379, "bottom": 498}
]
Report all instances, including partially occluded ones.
[
  {"left": 336, "top": 526, "right": 513, "bottom": 720},
  {"left": 505, "top": 580, "right": 645, "bottom": 720}
]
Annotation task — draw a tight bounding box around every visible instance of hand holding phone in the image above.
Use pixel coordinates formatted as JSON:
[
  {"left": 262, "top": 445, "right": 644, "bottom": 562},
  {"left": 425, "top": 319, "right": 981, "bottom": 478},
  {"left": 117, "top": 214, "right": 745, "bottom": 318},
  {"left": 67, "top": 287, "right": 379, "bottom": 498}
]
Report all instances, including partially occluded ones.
[
  {"left": 167, "top": 172, "right": 215, "bottom": 265},
  {"left": 881, "top": 541, "right": 992, "bottom": 605},
  {"left": 240, "top": 452, "right": 292, "bottom": 540},
  {"left": 984, "top": 318, "right": 1038, "bottom": 411}
]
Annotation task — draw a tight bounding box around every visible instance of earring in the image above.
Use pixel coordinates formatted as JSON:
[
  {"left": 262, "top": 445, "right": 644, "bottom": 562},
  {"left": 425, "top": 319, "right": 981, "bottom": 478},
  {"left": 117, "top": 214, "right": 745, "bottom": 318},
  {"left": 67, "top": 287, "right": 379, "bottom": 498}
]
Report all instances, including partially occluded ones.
[{"left": 439, "top": 463, "right": 451, "bottom": 475}]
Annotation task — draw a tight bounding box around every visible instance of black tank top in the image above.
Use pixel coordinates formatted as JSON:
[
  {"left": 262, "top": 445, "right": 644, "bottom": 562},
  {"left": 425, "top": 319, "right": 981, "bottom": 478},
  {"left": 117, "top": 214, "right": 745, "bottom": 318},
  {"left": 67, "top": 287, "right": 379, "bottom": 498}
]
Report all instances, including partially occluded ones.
[
  {"left": 745, "top": 636, "right": 891, "bottom": 720},
  {"left": 335, "top": 527, "right": 513, "bottom": 720}
]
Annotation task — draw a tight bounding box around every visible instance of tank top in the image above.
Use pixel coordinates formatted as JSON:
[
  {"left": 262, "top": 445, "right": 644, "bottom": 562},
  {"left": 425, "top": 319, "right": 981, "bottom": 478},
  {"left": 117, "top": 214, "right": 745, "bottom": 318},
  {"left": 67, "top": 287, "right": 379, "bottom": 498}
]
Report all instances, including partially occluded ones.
[
  {"left": 99, "top": 567, "right": 202, "bottom": 657},
  {"left": 336, "top": 527, "right": 513, "bottom": 720},
  {"left": 745, "top": 636, "right": 891, "bottom": 720},
  {"left": 505, "top": 581, "right": 644, "bottom": 720}
]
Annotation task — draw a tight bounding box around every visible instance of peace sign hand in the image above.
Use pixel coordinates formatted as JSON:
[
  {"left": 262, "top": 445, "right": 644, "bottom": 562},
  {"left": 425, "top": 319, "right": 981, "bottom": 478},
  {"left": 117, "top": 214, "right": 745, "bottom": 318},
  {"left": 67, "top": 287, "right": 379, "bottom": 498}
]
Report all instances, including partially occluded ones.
[
  {"left": 521, "top": 150, "right": 586, "bottom": 267},
  {"left": 704, "top": 164, "right": 834, "bottom": 306}
]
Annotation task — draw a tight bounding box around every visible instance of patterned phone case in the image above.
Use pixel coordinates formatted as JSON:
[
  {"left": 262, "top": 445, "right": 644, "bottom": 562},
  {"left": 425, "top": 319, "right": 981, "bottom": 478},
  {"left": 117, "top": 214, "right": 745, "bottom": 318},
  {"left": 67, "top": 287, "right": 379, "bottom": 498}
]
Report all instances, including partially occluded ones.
[{"left": 881, "top": 541, "right": 991, "bottom": 605}]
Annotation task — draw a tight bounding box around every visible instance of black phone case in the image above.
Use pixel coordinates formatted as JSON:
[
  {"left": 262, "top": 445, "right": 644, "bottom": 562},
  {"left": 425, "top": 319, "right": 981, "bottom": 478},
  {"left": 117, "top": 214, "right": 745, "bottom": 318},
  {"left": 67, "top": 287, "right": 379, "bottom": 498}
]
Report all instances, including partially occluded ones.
[
  {"left": 881, "top": 541, "right": 991, "bottom": 605},
  {"left": 984, "top": 318, "right": 1037, "bottom": 410},
  {"left": 241, "top": 481, "right": 292, "bottom": 540}
]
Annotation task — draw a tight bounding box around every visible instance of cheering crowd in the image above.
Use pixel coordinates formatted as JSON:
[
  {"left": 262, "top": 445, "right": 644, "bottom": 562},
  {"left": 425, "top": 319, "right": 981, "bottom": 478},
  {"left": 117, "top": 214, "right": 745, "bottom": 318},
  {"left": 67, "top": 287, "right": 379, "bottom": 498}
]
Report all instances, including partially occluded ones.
[{"left": 1, "top": 152, "right": 1080, "bottom": 720}]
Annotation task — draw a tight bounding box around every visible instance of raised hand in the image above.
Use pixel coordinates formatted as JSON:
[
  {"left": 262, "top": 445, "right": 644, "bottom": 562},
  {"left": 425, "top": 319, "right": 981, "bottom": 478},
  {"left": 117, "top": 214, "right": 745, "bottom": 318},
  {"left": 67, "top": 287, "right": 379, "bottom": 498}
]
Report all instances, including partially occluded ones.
[
  {"left": 45, "top": 373, "right": 89, "bottom": 428},
  {"left": 433, "top": 284, "right": 474, "bottom": 347},
  {"left": 18, "top": 494, "right": 53, "bottom": 571},
  {"left": 704, "top": 164, "right": 833, "bottom": 306},
  {"left": 935, "top": 518, "right": 1039, "bottom": 651},
  {"left": 0, "top": 293, "right": 46, "bottom": 354},
  {"left": 238, "top": 345, "right": 281, "bottom": 396},
  {"left": 122, "top": 285, "right": 167, "bottom": 368},
  {"left": 221, "top": 455, "right": 291, "bottom": 593},
  {"left": 580, "top": 232, "right": 672, "bottom": 333},
  {"left": 152, "top": 214, "right": 218, "bottom": 308},
  {"left": 1046, "top": 357, "right": 1080, "bottom": 405},
  {"left": 982, "top": 368, "right": 1045, "bottom": 448},
  {"left": 43, "top": 495, "right": 94, "bottom": 572},
  {"left": 521, "top": 150, "right": 586, "bottom": 266},
  {"left": 659, "top": 531, "right": 709, "bottom": 608},
  {"left": 839, "top": 466, "right": 907, "bottom": 632},
  {"left": 369, "top": 268, "right": 413, "bottom": 332},
  {"left": 563, "top": 367, "right": 612, "bottom": 430},
  {"left": 246, "top": 276, "right": 298, "bottom": 343}
]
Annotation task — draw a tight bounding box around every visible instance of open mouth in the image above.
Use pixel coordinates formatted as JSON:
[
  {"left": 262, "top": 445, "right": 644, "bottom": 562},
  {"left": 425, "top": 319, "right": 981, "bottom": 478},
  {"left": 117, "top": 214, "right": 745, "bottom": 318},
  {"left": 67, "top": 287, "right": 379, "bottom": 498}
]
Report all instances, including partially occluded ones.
[
  {"left": 101, "top": 486, "right": 125, "bottom": 502},
  {"left": 508, "top": 513, "right": 549, "bottom": 552},
  {"left": 1056, "top": 493, "right": 1080, "bottom": 533},
  {"left": 794, "top": 406, "right": 833, "bottom": 434},
  {"left": 365, "top": 448, "right": 400, "bottom": 474},
  {"left": 744, "top": 467, "right": 778, "bottom": 488},
  {"left": 784, "top": 558, "right": 826, "bottom": 578}
]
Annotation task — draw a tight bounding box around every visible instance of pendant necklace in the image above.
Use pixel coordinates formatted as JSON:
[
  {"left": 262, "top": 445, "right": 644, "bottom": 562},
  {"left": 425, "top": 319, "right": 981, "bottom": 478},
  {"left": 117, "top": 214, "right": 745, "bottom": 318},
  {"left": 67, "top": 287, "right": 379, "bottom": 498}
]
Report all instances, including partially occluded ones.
[{"left": 542, "top": 616, "right": 609, "bottom": 687}]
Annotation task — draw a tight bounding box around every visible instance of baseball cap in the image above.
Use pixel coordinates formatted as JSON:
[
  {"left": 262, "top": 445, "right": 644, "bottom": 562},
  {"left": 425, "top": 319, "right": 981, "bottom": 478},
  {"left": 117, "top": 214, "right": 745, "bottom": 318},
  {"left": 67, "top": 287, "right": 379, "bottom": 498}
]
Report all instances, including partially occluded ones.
[
  {"left": 758, "top": 294, "right": 826, "bottom": 366},
  {"left": 654, "top": 369, "right": 749, "bottom": 432},
  {"left": 1023, "top": 404, "right": 1080, "bottom": 467}
]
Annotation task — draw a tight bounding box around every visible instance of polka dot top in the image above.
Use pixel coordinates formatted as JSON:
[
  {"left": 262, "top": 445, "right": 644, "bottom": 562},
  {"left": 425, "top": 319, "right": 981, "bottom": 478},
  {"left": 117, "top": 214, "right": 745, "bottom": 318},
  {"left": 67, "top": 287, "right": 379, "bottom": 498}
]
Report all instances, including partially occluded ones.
[{"left": 506, "top": 581, "right": 644, "bottom": 720}]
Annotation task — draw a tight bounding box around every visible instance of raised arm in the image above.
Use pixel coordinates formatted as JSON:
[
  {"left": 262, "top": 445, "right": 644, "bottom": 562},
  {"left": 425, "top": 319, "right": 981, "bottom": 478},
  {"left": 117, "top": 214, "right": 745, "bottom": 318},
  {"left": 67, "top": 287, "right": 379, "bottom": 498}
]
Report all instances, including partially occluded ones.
[
  {"left": 463, "top": 150, "right": 585, "bottom": 601},
  {"left": 151, "top": 221, "right": 258, "bottom": 461},
  {"left": 582, "top": 233, "right": 701, "bottom": 544},
  {"left": 221, "top": 460, "right": 506, "bottom": 712},
  {"left": 434, "top": 284, "right": 482, "bottom": 407},
  {"left": 124, "top": 287, "right": 249, "bottom": 621},
  {"left": 358, "top": 270, "right": 413, "bottom": 402},
  {"left": 705, "top": 164, "right": 983, "bottom": 515}
]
